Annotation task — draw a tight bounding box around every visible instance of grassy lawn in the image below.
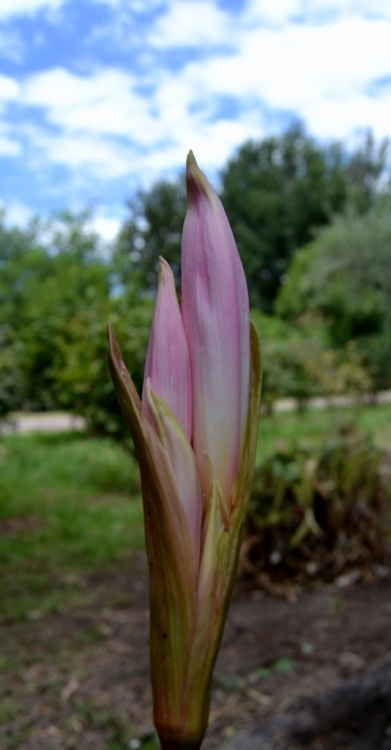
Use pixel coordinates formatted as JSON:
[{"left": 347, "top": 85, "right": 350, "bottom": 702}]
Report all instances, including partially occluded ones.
[
  {"left": 0, "top": 433, "right": 145, "bottom": 622},
  {"left": 1, "top": 401, "right": 391, "bottom": 622},
  {"left": 257, "top": 401, "right": 391, "bottom": 461}
]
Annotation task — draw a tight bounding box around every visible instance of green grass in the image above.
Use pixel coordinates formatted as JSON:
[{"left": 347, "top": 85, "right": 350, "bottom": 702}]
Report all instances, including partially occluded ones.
[
  {"left": 0, "top": 432, "right": 145, "bottom": 621},
  {"left": 257, "top": 402, "right": 391, "bottom": 461},
  {"left": 1, "top": 401, "right": 390, "bottom": 622}
]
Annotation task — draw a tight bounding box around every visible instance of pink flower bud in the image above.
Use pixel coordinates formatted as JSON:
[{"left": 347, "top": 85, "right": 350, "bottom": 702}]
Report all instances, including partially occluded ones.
[
  {"left": 108, "top": 152, "right": 262, "bottom": 750},
  {"left": 181, "top": 151, "right": 250, "bottom": 505},
  {"left": 142, "top": 257, "right": 192, "bottom": 442}
]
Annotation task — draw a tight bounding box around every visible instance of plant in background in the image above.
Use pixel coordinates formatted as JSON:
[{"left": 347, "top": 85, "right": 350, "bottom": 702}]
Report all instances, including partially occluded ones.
[
  {"left": 108, "top": 153, "right": 262, "bottom": 750},
  {"left": 243, "top": 425, "right": 388, "bottom": 585},
  {"left": 250, "top": 310, "right": 372, "bottom": 412}
]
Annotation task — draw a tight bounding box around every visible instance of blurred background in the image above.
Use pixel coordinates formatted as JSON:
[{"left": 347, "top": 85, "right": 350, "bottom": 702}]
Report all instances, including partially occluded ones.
[{"left": 1, "top": 2, "right": 391, "bottom": 749}]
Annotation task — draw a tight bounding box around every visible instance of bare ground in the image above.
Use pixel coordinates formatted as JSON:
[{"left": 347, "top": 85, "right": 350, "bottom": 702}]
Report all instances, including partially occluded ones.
[{"left": 2, "top": 553, "right": 391, "bottom": 750}]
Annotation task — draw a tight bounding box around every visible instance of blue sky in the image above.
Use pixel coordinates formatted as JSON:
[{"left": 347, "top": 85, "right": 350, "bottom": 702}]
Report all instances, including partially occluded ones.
[{"left": 0, "top": 0, "right": 391, "bottom": 239}]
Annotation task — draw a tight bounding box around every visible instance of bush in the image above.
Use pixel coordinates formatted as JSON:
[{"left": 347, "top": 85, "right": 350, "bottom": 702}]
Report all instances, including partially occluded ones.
[
  {"left": 241, "top": 425, "right": 390, "bottom": 585},
  {"left": 0, "top": 211, "right": 153, "bottom": 438},
  {"left": 251, "top": 310, "right": 372, "bottom": 408},
  {"left": 276, "top": 200, "right": 391, "bottom": 391},
  {"left": 53, "top": 293, "right": 153, "bottom": 438}
]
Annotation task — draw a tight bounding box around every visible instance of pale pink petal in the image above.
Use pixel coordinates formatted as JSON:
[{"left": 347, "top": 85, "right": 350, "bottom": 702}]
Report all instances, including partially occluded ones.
[
  {"left": 146, "top": 380, "right": 202, "bottom": 575},
  {"left": 142, "top": 257, "right": 192, "bottom": 442},
  {"left": 181, "top": 152, "right": 250, "bottom": 502}
]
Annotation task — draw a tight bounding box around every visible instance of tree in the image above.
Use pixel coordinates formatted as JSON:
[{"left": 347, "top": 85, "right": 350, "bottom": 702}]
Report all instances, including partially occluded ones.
[
  {"left": 0, "top": 211, "right": 153, "bottom": 435},
  {"left": 220, "top": 125, "right": 390, "bottom": 311},
  {"left": 116, "top": 176, "right": 187, "bottom": 293},
  {"left": 347, "top": 130, "right": 391, "bottom": 213},
  {"left": 276, "top": 199, "right": 391, "bottom": 390},
  {"left": 116, "top": 127, "right": 390, "bottom": 312}
]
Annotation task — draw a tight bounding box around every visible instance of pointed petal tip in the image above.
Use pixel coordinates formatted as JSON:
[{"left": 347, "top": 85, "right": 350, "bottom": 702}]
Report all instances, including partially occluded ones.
[
  {"left": 107, "top": 322, "right": 120, "bottom": 362},
  {"left": 186, "top": 151, "right": 212, "bottom": 203},
  {"left": 186, "top": 149, "right": 197, "bottom": 168},
  {"left": 107, "top": 323, "right": 131, "bottom": 384},
  {"left": 158, "top": 256, "right": 174, "bottom": 284}
]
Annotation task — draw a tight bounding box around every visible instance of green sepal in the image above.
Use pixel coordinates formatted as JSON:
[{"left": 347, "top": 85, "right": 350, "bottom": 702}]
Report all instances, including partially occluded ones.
[
  {"left": 167, "top": 321, "right": 262, "bottom": 737},
  {"left": 107, "top": 324, "right": 197, "bottom": 739},
  {"left": 107, "top": 321, "right": 262, "bottom": 748}
]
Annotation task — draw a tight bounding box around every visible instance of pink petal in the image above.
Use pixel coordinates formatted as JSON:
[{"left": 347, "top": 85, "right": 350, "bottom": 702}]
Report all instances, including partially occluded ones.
[
  {"left": 146, "top": 379, "right": 202, "bottom": 575},
  {"left": 142, "top": 257, "right": 192, "bottom": 442},
  {"left": 181, "top": 152, "right": 250, "bottom": 502}
]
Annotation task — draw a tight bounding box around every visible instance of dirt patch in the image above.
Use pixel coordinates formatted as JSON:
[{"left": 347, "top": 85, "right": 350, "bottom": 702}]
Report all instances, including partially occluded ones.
[
  {"left": 2, "top": 553, "right": 391, "bottom": 749},
  {"left": 228, "top": 660, "right": 391, "bottom": 749},
  {"left": 0, "top": 515, "right": 45, "bottom": 536}
]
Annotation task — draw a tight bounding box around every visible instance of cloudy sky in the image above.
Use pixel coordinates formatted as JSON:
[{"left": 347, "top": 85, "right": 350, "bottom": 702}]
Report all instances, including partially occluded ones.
[{"left": 0, "top": 0, "right": 390, "bottom": 237}]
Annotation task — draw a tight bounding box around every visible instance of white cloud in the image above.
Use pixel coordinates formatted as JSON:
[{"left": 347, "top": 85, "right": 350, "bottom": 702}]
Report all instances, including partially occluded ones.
[
  {"left": 87, "top": 214, "right": 121, "bottom": 240},
  {"left": 0, "top": 0, "right": 64, "bottom": 18},
  {"left": 303, "top": 86, "right": 391, "bottom": 142},
  {"left": 308, "top": 0, "right": 391, "bottom": 20},
  {"left": 29, "top": 129, "right": 136, "bottom": 178},
  {"left": 0, "top": 135, "right": 21, "bottom": 156},
  {"left": 21, "top": 63, "right": 261, "bottom": 177},
  {"left": 244, "top": 0, "right": 302, "bottom": 26},
  {"left": 0, "top": 200, "right": 33, "bottom": 226},
  {"left": 244, "top": 0, "right": 391, "bottom": 25},
  {"left": 23, "top": 67, "right": 164, "bottom": 144},
  {"left": 136, "top": 118, "right": 262, "bottom": 179},
  {"left": 2, "top": 0, "right": 391, "bottom": 210},
  {"left": 0, "top": 75, "right": 21, "bottom": 156},
  {"left": 182, "top": 17, "right": 391, "bottom": 108},
  {"left": 92, "top": 0, "right": 165, "bottom": 7},
  {"left": 0, "top": 74, "right": 20, "bottom": 102},
  {"left": 148, "top": 0, "right": 232, "bottom": 47},
  {"left": 124, "top": 0, "right": 168, "bottom": 7},
  {"left": 147, "top": 0, "right": 391, "bottom": 43},
  {"left": 16, "top": 9, "right": 391, "bottom": 185},
  {"left": 160, "top": 14, "right": 391, "bottom": 152}
]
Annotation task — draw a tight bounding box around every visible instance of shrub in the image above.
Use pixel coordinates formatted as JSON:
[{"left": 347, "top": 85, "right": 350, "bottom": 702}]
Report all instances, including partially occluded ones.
[
  {"left": 251, "top": 310, "right": 372, "bottom": 409},
  {"left": 276, "top": 201, "right": 391, "bottom": 391},
  {"left": 241, "top": 425, "right": 390, "bottom": 585},
  {"left": 53, "top": 293, "right": 153, "bottom": 439}
]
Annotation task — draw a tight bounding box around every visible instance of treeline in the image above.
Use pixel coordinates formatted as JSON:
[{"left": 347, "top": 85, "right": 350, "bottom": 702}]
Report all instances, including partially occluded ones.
[
  {"left": 0, "top": 213, "right": 153, "bottom": 436},
  {"left": 1, "top": 125, "right": 390, "bottom": 435}
]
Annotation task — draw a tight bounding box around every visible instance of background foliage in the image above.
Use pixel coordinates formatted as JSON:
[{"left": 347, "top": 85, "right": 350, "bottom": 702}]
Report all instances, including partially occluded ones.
[
  {"left": 118, "top": 126, "right": 390, "bottom": 312},
  {"left": 0, "top": 126, "right": 390, "bottom": 433},
  {"left": 0, "top": 211, "right": 153, "bottom": 435},
  {"left": 277, "top": 198, "right": 391, "bottom": 392},
  {"left": 243, "top": 424, "right": 390, "bottom": 584}
]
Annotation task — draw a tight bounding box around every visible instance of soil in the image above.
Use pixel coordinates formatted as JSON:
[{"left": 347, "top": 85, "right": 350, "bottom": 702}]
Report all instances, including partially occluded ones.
[{"left": 2, "top": 554, "right": 391, "bottom": 750}]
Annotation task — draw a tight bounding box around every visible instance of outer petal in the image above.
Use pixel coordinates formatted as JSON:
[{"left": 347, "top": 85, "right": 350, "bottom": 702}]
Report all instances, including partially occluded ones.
[
  {"left": 142, "top": 256, "right": 192, "bottom": 442},
  {"left": 181, "top": 151, "right": 250, "bottom": 503},
  {"left": 177, "top": 322, "right": 262, "bottom": 737},
  {"left": 107, "top": 324, "right": 199, "bottom": 743},
  {"left": 146, "top": 379, "right": 202, "bottom": 575}
]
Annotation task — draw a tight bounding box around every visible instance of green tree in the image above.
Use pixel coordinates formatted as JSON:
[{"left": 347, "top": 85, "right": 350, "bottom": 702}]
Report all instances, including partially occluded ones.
[
  {"left": 0, "top": 213, "right": 49, "bottom": 414},
  {"left": 116, "top": 176, "right": 187, "bottom": 293},
  {"left": 116, "top": 127, "right": 389, "bottom": 312},
  {"left": 251, "top": 310, "right": 371, "bottom": 408},
  {"left": 0, "top": 211, "right": 153, "bottom": 435},
  {"left": 276, "top": 199, "right": 391, "bottom": 390},
  {"left": 0, "top": 212, "right": 110, "bottom": 410},
  {"left": 346, "top": 131, "right": 390, "bottom": 213},
  {"left": 221, "top": 125, "right": 389, "bottom": 311}
]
